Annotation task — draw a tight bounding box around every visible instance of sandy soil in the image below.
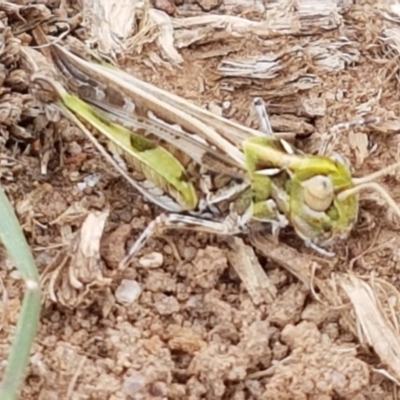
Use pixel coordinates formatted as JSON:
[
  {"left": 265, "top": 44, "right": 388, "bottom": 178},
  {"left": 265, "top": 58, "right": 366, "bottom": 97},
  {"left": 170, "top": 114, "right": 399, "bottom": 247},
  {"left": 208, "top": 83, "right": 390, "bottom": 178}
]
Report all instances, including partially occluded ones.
[{"left": 1, "top": 0, "right": 400, "bottom": 399}]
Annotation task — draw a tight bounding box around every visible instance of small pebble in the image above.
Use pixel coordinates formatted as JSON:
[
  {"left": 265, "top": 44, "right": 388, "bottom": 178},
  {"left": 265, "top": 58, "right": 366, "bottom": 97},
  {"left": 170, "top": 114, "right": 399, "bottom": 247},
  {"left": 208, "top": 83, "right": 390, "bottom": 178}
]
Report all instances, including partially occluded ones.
[
  {"left": 154, "top": 295, "right": 180, "bottom": 315},
  {"left": 150, "top": 381, "right": 168, "bottom": 396},
  {"left": 123, "top": 373, "right": 146, "bottom": 396},
  {"left": 115, "top": 279, "right": 142, "bottom": 305},
  {"left": 77, "top": 173, "right": 101, "bottom": 190},
  {"left": 208, "top": 101, "right": 223, "bottom": 116},
  {"left": 10, "top": 269, "right": 22, "bottom": 280},
  {"left": 139, "top": 252, "right": 164, "bottom": 269},
  {"left": 69, "top": 171, "right": 81, "bottom": 182}
]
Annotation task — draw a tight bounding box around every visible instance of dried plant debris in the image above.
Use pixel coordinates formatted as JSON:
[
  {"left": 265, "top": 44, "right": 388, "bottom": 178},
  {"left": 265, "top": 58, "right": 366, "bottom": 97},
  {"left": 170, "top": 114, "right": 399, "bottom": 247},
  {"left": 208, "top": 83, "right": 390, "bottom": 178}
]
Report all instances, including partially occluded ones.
[
  {"left": 340, "top": 275, "right": 400, "bottom": 385},
  {"left": 41, "top": 211, "right": 112, "bottom": 308},
  {"left": 218, "top": 39, "right": 360, "bottom": 81},
  {"left": 79, "top": 0, "right": 183, "bottom": 63},
  {"left": 2, "top": 0, "right": 400, "bottom": 399},
  {"left": 253, "top": 234, "right": 400, "bottom": 390},
  {"left": 80, "top": 0, "right": 137, "bottom": 57},
  {"left": 172, "top": 0, "right": 349, "bottom": 48},
  {"left": 227, "top": 237, "right": 277, "bottom": 305},
  {"left": 73, "top": 0, "right": 358, "bottom": 65}
]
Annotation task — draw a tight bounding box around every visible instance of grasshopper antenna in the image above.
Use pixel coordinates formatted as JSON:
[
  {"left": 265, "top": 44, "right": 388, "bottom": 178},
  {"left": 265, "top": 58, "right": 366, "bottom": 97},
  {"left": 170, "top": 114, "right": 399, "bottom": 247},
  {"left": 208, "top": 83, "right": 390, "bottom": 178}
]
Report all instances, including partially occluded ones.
[
  {"left": 352, "top": 161, "right": 400, "bottom": 186},
  {"left": 338, "top": 161, "right": 400, "bottom": 219}
]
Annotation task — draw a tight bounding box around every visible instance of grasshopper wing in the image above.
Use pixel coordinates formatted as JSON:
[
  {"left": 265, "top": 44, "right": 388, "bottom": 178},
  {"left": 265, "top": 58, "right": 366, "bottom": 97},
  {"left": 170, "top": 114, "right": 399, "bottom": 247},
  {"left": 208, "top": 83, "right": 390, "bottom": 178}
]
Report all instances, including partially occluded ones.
[{"left": 34, "top": 77, "right": 199, "bottom": 213}]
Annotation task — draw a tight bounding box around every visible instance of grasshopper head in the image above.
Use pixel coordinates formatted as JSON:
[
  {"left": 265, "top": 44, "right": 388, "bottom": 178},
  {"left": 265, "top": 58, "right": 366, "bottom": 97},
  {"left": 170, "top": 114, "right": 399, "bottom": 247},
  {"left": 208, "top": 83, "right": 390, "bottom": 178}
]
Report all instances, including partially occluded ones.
[
  {"left": 290, "top": 153, "right": 400, "bottom": 255},
  {"left": 289, "top": 154, "right": 359, "bottom": 254}
]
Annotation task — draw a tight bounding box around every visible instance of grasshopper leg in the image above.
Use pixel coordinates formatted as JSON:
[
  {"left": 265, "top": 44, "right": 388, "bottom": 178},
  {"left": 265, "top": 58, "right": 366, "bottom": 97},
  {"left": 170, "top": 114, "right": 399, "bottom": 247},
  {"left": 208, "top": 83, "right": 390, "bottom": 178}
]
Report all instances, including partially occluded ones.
[
  {"left": 0, "top": 185, "right": 41, "bottom": 400},
  {"left": 119, "top": 211, "right": 246, "bottom": 269},
  {"left": 253, "top": 97, "right": 273, "bottom": 136},
  {"left": 303, "top": 240, "right": 335, "bottom": 258}
]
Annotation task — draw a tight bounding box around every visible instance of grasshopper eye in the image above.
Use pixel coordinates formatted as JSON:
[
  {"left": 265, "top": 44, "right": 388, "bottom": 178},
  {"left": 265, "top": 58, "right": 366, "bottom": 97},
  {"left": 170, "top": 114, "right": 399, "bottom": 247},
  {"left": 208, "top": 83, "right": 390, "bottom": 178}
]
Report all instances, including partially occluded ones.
[{"left": 302, "top": 175, "right": 334, "bottom": 212}]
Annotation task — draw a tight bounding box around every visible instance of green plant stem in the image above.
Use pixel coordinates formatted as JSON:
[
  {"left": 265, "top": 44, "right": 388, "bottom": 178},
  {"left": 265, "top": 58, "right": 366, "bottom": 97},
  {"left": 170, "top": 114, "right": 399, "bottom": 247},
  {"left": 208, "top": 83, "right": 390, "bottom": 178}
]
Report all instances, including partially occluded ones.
[{"left": 0, "top": 185, "right": 41, "bottom": 400}]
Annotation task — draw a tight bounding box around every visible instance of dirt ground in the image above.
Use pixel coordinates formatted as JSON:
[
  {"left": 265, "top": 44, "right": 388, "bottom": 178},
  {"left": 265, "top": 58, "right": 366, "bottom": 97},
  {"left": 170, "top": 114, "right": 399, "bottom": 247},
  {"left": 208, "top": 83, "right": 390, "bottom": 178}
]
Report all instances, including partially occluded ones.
[{"left": 2, "top": 0, "right": 400, "bottom": 399}]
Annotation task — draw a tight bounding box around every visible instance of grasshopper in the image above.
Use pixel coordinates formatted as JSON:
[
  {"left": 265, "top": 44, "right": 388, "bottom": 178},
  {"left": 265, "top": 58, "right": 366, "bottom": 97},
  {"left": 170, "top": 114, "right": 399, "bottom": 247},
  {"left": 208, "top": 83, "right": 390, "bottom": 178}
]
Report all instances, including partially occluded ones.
[{"left": 30, "top": 31, "right": 400, "bottom": 267}]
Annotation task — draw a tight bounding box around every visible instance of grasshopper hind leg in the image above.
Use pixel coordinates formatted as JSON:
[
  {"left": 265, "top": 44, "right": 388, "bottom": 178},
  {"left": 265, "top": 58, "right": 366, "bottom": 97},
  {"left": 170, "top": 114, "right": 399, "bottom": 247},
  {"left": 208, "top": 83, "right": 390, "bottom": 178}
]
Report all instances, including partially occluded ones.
[{"left": 119, "top": 211, "right": 246, "bottom": 269}]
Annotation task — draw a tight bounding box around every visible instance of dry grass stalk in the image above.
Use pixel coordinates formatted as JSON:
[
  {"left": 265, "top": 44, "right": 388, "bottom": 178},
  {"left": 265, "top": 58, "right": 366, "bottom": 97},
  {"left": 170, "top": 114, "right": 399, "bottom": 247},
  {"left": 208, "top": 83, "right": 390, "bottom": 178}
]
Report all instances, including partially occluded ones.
[
  {"left": 340, "top": 275, "right": 400, "bottom": 384},
  {"left": 227, "top": 237, "right": 277, "bottom": 305}
]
